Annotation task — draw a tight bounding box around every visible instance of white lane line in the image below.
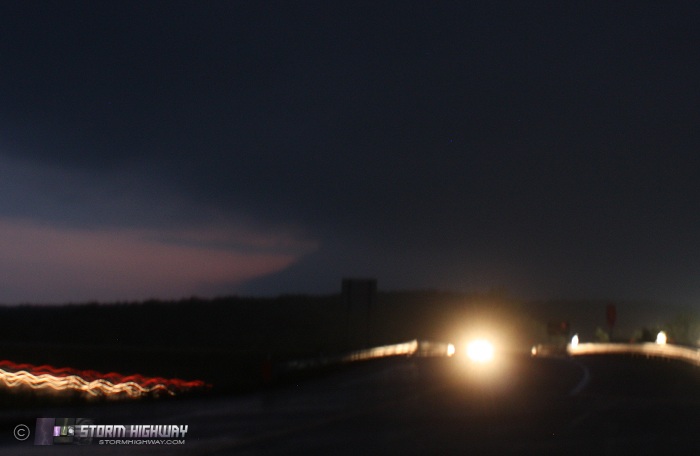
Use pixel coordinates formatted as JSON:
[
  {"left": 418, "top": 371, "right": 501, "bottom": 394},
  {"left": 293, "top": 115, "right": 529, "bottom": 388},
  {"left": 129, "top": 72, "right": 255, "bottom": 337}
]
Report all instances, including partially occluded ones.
[{"left": 568, "top": 360, "right": 590, "bottom": 396}]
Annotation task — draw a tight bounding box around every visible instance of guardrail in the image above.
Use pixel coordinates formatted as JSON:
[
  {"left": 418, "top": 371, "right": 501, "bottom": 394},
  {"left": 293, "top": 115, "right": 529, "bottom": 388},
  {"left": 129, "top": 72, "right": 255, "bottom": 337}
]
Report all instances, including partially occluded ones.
[{"left": 568, "top": 342, "right": 700, "bottom": 366}]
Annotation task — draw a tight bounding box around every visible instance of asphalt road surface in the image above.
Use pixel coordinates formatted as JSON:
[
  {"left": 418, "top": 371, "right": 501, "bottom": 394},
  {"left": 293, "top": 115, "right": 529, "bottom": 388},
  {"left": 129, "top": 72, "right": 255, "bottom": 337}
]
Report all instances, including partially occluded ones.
[{"left": 4, "top": 352, "right": 700, "bottom": 455}]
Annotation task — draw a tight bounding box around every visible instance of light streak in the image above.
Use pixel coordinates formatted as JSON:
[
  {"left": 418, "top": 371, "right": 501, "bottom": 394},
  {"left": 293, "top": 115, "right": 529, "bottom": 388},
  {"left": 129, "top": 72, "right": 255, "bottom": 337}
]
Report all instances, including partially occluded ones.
[
  {"left": 0, "top": 360, "right": 209, "bottom": 399},
  {"left": 284, "top": 340, "right": 455, "bottom": 371},
  {"left": 342, "top": 340, "right": 419, "bottom": 362},
  {"left": 568, "top": 342, "right": 700, "bottom": 366}
]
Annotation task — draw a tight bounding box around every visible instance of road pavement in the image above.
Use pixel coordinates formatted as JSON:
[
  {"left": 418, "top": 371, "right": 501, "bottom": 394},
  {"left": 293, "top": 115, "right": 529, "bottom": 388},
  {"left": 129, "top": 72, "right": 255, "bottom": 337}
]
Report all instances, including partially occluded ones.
[{"left": 3, "top": 352, "right": 700, "bottom": 455}]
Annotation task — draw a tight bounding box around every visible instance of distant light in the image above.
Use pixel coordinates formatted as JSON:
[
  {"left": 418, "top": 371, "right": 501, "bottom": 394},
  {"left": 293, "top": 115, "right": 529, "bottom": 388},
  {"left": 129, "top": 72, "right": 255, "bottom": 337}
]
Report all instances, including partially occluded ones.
[
  {"left": 571, "top": 333, "right": 579, "bottom": 348},
  {"left": 531, "top": 345, "right": 538, "bottom": 356},
  {"left": 656, "top": 331, "right": 667, "bottom": 345},
  {"left": 467, "top": 339, "right": 494, "bottom": 363},
  {"left": 447, "top": 344, "right": 456, "bottom": 357}
]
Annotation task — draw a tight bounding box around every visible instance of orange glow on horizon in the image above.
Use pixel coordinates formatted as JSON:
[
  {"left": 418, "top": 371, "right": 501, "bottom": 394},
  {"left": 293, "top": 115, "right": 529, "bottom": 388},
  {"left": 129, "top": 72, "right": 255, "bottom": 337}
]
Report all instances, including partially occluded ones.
[{"left": 0, "top": 218, "right": 315, "bottom": 303}]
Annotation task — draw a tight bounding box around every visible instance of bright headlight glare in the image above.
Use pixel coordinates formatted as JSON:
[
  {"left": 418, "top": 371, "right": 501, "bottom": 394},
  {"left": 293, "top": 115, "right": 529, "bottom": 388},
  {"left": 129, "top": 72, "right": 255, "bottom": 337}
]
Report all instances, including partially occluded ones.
[{"left": 466, "top": 339, "right": 494, "bottom": 363}]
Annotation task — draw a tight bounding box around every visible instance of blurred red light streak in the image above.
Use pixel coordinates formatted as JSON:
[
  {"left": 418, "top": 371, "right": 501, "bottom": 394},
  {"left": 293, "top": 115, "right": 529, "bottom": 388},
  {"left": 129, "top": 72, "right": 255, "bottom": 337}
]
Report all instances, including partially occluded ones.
[{"left": 0, "top": 360, "right": 209, "bottom": 398}]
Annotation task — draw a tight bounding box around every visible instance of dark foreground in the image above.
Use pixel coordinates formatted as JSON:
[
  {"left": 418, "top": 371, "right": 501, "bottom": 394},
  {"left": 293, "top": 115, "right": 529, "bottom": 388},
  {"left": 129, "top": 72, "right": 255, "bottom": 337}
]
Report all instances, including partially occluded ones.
[{"left": 3, "top": 353, "right": 700, "bottom": 455}]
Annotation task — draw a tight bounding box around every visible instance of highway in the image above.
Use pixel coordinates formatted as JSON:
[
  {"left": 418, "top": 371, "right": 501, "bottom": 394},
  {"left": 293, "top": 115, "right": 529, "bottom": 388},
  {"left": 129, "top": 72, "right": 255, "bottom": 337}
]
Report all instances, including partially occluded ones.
[{"left": 3, "top": 352, "right": 700, "bottom": 454}]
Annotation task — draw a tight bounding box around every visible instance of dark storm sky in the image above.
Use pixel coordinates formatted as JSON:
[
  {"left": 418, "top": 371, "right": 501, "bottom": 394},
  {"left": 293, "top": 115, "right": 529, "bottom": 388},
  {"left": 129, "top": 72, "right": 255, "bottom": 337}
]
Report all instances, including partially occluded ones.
[{"left": 1, "top": 1, "right": 700, "bottom": 305}]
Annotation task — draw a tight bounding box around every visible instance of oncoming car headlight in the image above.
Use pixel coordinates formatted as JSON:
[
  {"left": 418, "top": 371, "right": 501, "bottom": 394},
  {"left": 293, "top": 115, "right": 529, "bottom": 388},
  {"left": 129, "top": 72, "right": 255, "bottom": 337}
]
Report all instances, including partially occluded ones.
[{"left": 466, "top": 339, "right": 494, "bottom": 363}]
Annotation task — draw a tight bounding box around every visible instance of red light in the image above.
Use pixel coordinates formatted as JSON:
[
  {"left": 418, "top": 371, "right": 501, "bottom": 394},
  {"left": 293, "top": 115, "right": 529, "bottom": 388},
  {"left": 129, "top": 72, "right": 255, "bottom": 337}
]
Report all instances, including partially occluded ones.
[{"left": 0, "top": 360, "right": 209, "bottom": 398}]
